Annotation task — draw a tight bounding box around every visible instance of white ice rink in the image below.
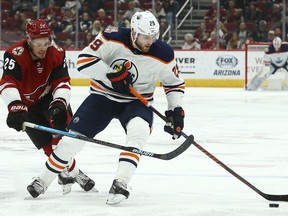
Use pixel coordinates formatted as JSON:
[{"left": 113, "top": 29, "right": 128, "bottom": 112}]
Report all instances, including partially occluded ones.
[{"left": 0, "top": 87, "right": 288, "bottom": 216}]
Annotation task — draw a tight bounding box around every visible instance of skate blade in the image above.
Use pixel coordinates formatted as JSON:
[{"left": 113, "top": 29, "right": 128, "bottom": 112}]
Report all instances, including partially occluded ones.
[
  {"left": 24, "top": 193, "right": 34, "bottom": 200},
  {"left": 106, "top": 193, "right": 126, "bottom": 205},
  {"left": 61, "top": 183, "right": 73, "bottom": 195}
]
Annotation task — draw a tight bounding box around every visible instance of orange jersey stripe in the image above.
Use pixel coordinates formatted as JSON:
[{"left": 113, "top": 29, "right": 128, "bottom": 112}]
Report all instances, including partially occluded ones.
[
  {"left": 77, "top": 57, "right": 96, "bottom": 65},
  {"left": 120, "top": 152, "right": 140, "bottom": 161},
  {"left": 48, "top": 157, "right": 66, "bottom": 170}
]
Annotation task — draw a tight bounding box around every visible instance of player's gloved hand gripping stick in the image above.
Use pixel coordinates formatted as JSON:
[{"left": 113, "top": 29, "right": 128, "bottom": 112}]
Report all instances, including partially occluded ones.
[{"left": 128, "top": 86, "right": 288, "bottom": 202}]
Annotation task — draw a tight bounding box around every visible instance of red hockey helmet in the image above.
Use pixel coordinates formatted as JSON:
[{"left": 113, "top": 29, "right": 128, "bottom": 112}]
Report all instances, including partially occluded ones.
[{"left": 26, "top": 19, "right": 52, "bottom": 39}]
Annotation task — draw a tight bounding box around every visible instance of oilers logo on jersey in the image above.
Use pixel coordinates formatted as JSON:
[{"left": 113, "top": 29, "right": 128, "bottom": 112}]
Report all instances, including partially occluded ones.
[{"left": 110, "top": 59, "right": 139, "bottom": 85}]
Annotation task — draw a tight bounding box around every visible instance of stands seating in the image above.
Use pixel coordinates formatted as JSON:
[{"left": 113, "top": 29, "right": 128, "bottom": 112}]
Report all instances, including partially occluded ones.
[{"left": 224, "top": 22, "right": 238, "bottom": 32}]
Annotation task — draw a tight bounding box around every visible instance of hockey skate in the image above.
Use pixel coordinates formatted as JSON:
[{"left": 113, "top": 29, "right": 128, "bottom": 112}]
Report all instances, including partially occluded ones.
[
  {"left": 106, "top": 179, "right": 130, "bottom": 205},
  {"left": 58, "top": 167, "right": 75, "bottom": 195},
  {"left": 74, "top": 170, "right": 96, "bottom": 192},
  {"left": 27, "top": 177, "right": 47, "bottom": 198}
]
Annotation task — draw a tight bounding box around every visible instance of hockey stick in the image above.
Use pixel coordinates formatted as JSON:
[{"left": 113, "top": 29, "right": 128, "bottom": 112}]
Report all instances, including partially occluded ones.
[
  {"left": 23, "top": 122, "right": 193, "bottom": 160},
  {"left": 129, "top": 86, "right": 288, "bottom": 202}
]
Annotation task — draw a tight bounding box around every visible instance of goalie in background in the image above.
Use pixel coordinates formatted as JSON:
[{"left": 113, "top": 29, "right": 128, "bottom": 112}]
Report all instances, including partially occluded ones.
[{"left": 246, "top": 37, "right": 288, "bottom": 91}]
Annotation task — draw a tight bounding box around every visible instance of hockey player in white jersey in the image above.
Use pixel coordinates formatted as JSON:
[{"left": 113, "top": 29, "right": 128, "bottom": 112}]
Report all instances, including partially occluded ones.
[
  {"left": 26, "top": 11, "right": 185, "bottom": 204},
  {"left": 246, "top": 37, "right": 288, "bottom": 90}
]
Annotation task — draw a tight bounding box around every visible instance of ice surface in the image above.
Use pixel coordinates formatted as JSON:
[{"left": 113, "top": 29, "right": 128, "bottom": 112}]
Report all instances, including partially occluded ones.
[{"left": 0, "top": 87, "right": 288, "bottom": 216}]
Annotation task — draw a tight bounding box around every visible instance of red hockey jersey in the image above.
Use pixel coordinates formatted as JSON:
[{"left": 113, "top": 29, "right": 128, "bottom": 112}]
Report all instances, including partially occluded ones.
[{"left": 0, "top": 39, "right": 71, "bottom": 107}]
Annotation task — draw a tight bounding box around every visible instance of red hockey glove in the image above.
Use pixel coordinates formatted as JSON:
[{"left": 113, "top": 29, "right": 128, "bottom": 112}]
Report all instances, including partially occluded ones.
[
  {"left": 48, "top": 98, "right": 68, "bottom": 129},
  {"left": 7, "top": 100, "right": 28, "bottom": 131},
  {"left": 107, "top": 65, "right": 133, "bottom": 95},
  {"left": 164, "top": 107, "right": 185, "bottom": 139}
]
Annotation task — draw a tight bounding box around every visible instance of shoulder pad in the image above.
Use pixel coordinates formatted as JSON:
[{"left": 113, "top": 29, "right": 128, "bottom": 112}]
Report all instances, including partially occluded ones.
[
  {"left": 102, "top": 26, "right": 131, "bottom": 45},
  {"left": 146, "top": 40, "right": 174, "bottom": 63}
]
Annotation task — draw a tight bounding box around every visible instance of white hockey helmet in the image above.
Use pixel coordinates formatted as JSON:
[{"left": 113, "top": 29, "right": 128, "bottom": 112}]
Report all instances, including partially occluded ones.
[
  {"left": 273, "top": 36, "right": 282, "bottom": 51},
  {"left": 130, "top": 11, "right": 160, "bottom": 43}
]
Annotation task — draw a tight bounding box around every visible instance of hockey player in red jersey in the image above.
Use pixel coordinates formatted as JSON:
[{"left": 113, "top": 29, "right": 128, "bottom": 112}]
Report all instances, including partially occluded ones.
[
  {"left": 26, "top": 11, "right": 185, "bottom": 204},
  {"left": 0, "top": 19, "right": 95, "bottom": 196}
]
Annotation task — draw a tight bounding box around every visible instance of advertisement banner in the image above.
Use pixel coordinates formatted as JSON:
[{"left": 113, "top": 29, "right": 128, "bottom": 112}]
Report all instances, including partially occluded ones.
[
  {"left": 0, "top": 50, "right": 246, "bottom": 84},
  {"left": 175, "top": 50, "right": 245, "bottom": 79}
]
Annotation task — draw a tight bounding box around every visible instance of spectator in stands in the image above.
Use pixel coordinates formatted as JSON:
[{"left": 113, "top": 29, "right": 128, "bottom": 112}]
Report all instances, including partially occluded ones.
[
  {"left": 212, "top": 21, "right": 228, "bottom": 47},
  {"left": 152, "top": 1, "right": 167, "bottom": 39},
  {"left": 40, "top": 0, "right": 63, "bottom": 35},
  {"left": 238, "top": 21, "right": 249, "bottom": 49},
  {"left": 266, "top": 3, "right": 282, "bottom": 28},
  {"left": 244, "top": 1, "right": 262, "bottom": 24},
  {"left": 78, "top": 1, "right": 94, "bottom": 20},
  {"left": 245, "top": 32, "right": 254, "bottom": 44},
  {"left": 61, "top": 7, "right": 76, "bottom": 33},
  {"left": 65, "top": 0, "right": 80, "bottom": 10},
  {"left": 252, "top": 20, "right": 268, "bottom": 42},
  {"left": 162, "top": 0, "right": 179, "bottom": 27},
  {"left": 181, "top": 33, "right": 201, "bottom": 50},
  {"left": 3, "top": 11, "right": 23, "bottom": 32},
  {"left": 62, "top": 37, "right": 75, "bottom": 50},
  {"left": 95, "top": 8, "right": 113, "bottom": 28},
  {"left": 79, "top": 12, "right": 93, "bottom": 33},
  {"left": 226, "top": 31, "right": 242, "bottom": 49},
  {"left": 40, "top": 0, "right": 62, "bottom": 22},
  {"left": 1, "top": 10, "right": 31, "bottom": 41},
  {"left": 64, "top": 0, "right": 81, "bottom": 17},
  {"left": 82, "top": 31, "right": 95, "bottom": 48},
  {"left": 12, "top": 0, "right": 34, "bottom": 13},
  {"left": 194, "top": 21, "right": 210, "bottom": 44},
  {"left": 84, "top": 0, "right": 103, "bottom": 12},
  {"left": 204, "top": 0, "right": 227, "bottom": 23},
  {"left": 202, "top": 31, "right": 225, "bottom": 50},
  {"left": 153, "top": 1, "right": 166, "bottom": 24},
  {"left": 266, "top": 30, "right": 275, "bottom": 42},
  {"left": 123, "top": 0, "right": 142, "bottom": 21},
  {"left": 225, "top": 0, "right": 242, "bottom": 23},
  {"left": 274, "top": 27, "right": 282, "bottom": 38},
  {"left": 113, "top": 11, "right": 130, "bottom": 28},
  {"left": 91, "top": 20, "right": 103, "bottom": 36}
]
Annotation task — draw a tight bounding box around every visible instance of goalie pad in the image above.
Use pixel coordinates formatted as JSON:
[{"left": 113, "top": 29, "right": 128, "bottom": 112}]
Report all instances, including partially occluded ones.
[
  {"left": 246, "top": 65, "right": 275, "bottom": 91},
  {"left": 246, "top": 75, "right": 265, "bottom": 91}
]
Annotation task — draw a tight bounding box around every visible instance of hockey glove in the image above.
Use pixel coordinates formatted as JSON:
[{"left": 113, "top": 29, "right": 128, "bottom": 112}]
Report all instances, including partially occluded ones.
[
  {"left": 164, "top": 107, "right": 185, "bottom": 139},
  {"left": 48, "top": 98, "right": 68, "bottom": 129},
  {"left": 107, "top": 65, "right": 133, "bottom": 95},
  {"left": 7, "top": 100, "right": 28, "bottom": 131}
]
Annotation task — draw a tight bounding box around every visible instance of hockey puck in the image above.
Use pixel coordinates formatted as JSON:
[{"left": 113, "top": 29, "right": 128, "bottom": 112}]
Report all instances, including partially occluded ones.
[{"left": 269, "top": 203, "right": 279, "bottom": 208}]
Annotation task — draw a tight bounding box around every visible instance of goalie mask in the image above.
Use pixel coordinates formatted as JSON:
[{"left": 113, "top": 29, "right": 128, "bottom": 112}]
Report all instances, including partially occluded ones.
[
  {"left": 273, "top": 37, "right": 282, "bottom": 51},
  {"left": 130, "top": 11, "right": 160, "bottom": 43}
]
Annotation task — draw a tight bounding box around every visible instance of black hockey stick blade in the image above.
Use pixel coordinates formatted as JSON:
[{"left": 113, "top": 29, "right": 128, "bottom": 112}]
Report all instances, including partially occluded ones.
[
  {"left": 23, "top": 122, "right": 193, "bottom": 160},
  {"left": 192, "top": 140, "right": 288, "bottom": 202}
]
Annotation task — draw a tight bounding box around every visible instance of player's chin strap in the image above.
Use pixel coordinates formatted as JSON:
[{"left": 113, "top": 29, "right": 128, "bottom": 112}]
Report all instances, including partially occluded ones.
[
  {"left": 22, "top": 121, "right": 193, "bottom": 160},
  {"left": 128, "top": 86, "right": 288, "bottom": 202}
]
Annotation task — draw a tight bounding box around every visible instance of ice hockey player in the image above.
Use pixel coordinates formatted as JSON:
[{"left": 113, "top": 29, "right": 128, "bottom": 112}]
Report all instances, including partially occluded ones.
[
  {"left": 0, "top": 19, "right": 95, "bottom": 196},
  {"left": 246, "top": 37, "right": 288, "bottom": 90},
  {"left": 25, "top": 11, "right": 185, "bottom": 204}
]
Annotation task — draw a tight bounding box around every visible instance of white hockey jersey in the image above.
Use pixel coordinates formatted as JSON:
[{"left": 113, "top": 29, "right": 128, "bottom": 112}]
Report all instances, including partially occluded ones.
[
  {"left": 76, "top": 26, "right": 185, "bottom": 110},
  {"left": 263, "top": 44, "right": 288, "bottom": 68}
]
